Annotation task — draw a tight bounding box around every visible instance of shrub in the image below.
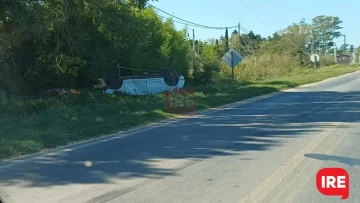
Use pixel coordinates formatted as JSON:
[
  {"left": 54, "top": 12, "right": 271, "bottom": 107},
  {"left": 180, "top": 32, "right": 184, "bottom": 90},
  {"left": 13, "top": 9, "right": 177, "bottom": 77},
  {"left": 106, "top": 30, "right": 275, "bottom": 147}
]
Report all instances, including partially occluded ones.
[{"left": 196, "top": 62, "right": 221, "bottom": 84}]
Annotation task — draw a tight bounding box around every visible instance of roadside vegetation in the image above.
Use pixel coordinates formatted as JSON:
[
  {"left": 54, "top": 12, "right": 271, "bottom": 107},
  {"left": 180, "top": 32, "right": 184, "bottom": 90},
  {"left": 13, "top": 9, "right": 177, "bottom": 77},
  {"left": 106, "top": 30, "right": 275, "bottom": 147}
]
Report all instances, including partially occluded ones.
[{"left": 0, "top": 0, "right": 359, "bottom": 160}]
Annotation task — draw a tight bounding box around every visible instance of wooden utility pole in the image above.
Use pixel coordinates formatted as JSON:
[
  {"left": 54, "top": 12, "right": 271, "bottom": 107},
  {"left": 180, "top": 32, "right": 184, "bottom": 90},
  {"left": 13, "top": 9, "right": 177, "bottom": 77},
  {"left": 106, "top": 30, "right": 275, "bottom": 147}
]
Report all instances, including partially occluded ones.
[
  {"left": 334, "top": 42, "right": 337, "bottom": 64},
  {"left": 311, "top": 29, "right": 315, "bottom": 54},
  {"left": 238, "top": 23, "right": 241, "bottom": 51},
  {"left": 192, "top": 29, "right": 196, "bottom": 80}
]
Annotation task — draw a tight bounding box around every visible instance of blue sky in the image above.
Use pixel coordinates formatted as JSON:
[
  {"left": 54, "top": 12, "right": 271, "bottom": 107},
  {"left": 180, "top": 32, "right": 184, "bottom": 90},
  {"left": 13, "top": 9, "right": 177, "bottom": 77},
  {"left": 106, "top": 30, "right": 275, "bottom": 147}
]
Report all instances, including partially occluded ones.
[{"left": 151, "top": 0, "right": 359, "bottom": 48}]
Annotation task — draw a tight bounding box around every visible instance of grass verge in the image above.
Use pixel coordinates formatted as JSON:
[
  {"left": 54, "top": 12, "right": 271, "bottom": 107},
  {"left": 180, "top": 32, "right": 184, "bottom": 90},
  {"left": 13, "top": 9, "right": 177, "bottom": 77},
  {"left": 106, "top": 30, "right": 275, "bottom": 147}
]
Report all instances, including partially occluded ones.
[{"left": 0, "top": 65, "right": 358, "bottom": 161}]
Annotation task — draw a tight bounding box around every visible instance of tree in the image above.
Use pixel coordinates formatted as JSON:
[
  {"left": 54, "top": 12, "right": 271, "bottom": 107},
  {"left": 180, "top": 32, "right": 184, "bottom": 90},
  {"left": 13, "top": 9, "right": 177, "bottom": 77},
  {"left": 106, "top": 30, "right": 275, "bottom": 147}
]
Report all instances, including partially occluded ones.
[
  {"left": 224, "top": 27, "right": 229, "bottom": 52},
  {"left": 228, "top": 29, "right": 264, "bottom": 56},
  {"left": 197, "top": 41, "right": 221, "bottom": 84},
  {"left": 0, "top": 0, "right": 191, "bottom": 94},
  {"left": 260, "top": 19, "right": 311, "bottom": 66},
  {"left": 311, "top": 15, "right": 343, "bottom": 55},
  {"left": 244, "top": 31, "right": 263, "bottom": 52},
  {"left": 0, "top": 0, "right": 46, "bottom": 93},
  {"left": 129, "top": 0, "right": 157, "bottom": 9},
  {"left": 229, "top": 31, "right": 240, "bottom": 53},
  {"left": 349, "top": 45, "right": 354, "bottom": 53},
  {"left": 339, "top": 44, "right": 349, "bottom": 51}
]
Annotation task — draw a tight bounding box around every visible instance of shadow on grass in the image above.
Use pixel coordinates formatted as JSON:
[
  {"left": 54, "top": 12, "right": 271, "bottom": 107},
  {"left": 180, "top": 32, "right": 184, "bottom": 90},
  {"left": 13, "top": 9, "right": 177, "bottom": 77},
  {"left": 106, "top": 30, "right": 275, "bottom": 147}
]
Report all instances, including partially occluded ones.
[
  {"left": 261, "top": 81, "right": 298, "bottom": 88},
  {"left": 197, "top": 86, "right": 280, "bottom": 109}
]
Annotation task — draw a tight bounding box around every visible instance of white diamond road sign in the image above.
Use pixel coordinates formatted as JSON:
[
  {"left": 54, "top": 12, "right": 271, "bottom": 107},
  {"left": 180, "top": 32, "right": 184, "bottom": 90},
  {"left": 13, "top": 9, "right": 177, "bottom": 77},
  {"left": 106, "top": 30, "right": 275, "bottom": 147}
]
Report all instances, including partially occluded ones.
[{"left": 222, "top": 48, "right": 243, "bottom": 69}]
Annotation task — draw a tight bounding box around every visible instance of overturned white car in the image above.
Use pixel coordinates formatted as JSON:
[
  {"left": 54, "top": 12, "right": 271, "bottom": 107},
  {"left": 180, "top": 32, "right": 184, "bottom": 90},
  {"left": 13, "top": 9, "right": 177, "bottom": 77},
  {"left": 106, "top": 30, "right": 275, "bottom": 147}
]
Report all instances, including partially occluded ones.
[{"left": 96, "top": 67, "right": 185, "bottom": 96}]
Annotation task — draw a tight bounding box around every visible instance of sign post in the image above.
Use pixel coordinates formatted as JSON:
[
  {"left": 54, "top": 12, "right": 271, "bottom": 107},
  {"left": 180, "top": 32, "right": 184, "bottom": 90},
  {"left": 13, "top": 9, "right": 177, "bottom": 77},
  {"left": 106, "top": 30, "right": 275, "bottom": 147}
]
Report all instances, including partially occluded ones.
[
  {"left": 231, "top": 51, "right": 234, "bottom": 80},
  {"left": 222, "top": 48, "right": 243, "bottom": 81}
]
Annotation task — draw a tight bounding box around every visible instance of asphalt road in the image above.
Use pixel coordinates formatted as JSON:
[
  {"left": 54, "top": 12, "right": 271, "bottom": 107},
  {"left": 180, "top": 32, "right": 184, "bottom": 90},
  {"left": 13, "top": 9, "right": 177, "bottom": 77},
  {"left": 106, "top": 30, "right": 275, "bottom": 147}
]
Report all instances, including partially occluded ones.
[{"left": 1, "top": 70, "right": 360, "bottom": 203}]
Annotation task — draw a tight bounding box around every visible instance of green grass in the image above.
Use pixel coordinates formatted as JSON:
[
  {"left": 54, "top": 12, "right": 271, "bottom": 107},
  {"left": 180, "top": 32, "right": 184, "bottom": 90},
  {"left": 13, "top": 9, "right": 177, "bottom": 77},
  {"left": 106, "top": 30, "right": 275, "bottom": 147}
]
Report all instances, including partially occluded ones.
[{"left": 0, "top": 64, "right": 358, "bottom": 161}]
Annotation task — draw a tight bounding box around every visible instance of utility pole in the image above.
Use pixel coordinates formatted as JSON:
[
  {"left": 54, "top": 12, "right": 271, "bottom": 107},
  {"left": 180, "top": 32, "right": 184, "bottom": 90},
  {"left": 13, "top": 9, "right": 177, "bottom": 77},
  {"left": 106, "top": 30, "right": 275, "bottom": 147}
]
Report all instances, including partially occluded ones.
[
  {"left": 350, "top": 45, "right": 355, "bottom": 64},
  {"left": 310, "top": 29, "right": 317, "bottom": 68},
  {"left": 231, "top": 51, "right": 234, "bottom": 81},
  {"left": 311, "top": 29, "right": 315, "bottom": 54},
  {"left": 238, "top": 23, "right": 241, "bottom": 52},
  {"left": 340, "top": 34, "right": 346, "bottom": 51},
  {"left": 198, "top": 46, "right": 200, "bottom": 55},
  {"left": 192, "top": 29, "right": 196, "bottom": 80},
  {"left": 333, "top": 42, "right": 337, "bottom": 64}
]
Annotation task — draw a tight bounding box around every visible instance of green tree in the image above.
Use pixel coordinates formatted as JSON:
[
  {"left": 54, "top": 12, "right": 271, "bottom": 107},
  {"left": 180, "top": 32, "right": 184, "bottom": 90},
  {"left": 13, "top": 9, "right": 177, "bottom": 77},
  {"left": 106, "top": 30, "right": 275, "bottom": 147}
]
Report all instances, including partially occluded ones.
[
  {"left": 0, "top": 0, "right": 191, "bottom": 94},
  {"left": 260, "top": 19, "right": 311, "bottom": 66},
  {"left": 339, "top": 44, "right": 349, "bottom": 52},
  {"left": 224, "top": 27, "right": 229, "bottom": 52},
  {"left": 229, "top": 30, "right": 264, "bottom": 56},
  {"left": 196, "top": 40, "right": 221, "bottom": 84},
  {"left": 0, "top": 0, "right": 47, "bottom": 93},
  {"left": 128, "top": 0, "right": 157, "bottom": 8},
  {"left": 311, "top": 15, "right": 343, "bottom": 55}
]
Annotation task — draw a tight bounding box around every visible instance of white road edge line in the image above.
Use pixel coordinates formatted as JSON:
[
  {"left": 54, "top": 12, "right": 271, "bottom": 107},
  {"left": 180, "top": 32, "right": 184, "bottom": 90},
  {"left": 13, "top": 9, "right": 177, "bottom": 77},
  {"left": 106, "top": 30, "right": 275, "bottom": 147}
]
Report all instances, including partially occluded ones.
[
  {"left": 269, "top": 123, "right": 347, "bottom": 203},
  {"left": 237, "top": 121, "right": 342, "bottom": 203}
]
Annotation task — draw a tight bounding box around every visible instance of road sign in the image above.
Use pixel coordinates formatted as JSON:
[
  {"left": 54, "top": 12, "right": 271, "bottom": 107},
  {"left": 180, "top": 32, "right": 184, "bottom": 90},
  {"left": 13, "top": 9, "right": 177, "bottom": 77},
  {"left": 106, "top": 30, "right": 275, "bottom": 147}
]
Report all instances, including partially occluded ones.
[
  {"left": 222, "top": 48, "right": 243, "bottom": 69},
  {"left": 310, "top": 54, "right": 320, "bottom": 62}
]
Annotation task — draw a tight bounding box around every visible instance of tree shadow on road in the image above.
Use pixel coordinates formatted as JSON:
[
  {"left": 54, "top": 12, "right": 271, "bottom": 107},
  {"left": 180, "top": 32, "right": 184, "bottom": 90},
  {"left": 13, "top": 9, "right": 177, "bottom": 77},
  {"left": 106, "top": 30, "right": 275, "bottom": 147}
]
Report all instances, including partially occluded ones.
[
  {"left": 1, "top": 89, "right": 360, "bottom": 201},
  {"left": 304, "top": 153, "right": 360, "bottom": 167}
]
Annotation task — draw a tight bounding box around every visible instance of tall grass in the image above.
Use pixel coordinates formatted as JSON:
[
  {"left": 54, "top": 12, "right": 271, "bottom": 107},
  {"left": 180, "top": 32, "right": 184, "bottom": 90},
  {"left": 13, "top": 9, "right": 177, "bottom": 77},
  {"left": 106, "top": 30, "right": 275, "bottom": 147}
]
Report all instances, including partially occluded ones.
[{"left": 217, "top": 53, "right": 302, "bottom": 82}]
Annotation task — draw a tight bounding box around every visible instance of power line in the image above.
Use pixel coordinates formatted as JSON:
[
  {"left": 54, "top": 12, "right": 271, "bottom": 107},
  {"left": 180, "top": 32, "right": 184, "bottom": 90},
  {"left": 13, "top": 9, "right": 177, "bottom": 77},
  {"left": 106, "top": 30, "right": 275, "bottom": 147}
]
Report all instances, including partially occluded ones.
[
  {"left": 151, "top": 4, "right": 255, "bottom": 57},
  {"left": 226, "top": 27, "right": 254, "bottom": 56},
  {"left": 157, "top": 15, "right": 230, "bottom": 30},
  {"left": 159, "top": 14, "right": 251, "bottom": 55},
  {"left": 236, "top": 27, "right": 257, "bottom": 55},
  {"left": 207, "top": 0, "right": 239, "bottom": 21},
  {"left": 206, "top": 0, "right": 256, "bottom": 55},
  {"left": 148, "top": 2, "right": 257, "bottom": 56},
  {"left": 228, "top": 1, "right": 272, "bottom": 54},
  {"left": 240, "top": 30, "right": 256, "bottom": 55},
  {"left": 258, "top": 0, "right": 278, "bottom": 23},
  {"left": 148, "top": 4, "right": 238, "bottom": 30},
  {"left": 205, "top": 0, "right": 252, "bottom": 52},
  {"left": 205, "top": 0, "right": 255, "bottom": 51},
  {"left": 236, "top": 0, "right": 275, "bottom": 30},
  {"left": 208, "top": 0, "right": 256, "bottom": 46}
]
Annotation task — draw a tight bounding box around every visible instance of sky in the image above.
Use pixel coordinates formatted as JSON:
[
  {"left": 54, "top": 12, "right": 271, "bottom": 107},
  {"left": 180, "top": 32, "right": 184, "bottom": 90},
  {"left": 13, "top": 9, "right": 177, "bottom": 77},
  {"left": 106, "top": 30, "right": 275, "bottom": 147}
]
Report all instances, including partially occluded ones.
[{"left": 151, "top": 0, "right": 359, "bottom": 48}]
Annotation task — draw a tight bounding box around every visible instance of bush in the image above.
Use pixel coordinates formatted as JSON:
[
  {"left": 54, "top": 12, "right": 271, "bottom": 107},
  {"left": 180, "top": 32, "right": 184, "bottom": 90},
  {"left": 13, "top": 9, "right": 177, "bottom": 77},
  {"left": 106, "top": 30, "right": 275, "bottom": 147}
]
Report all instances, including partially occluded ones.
[
  {"left": 196, "top": 62, "right": 221, "bottom": 84},
  {"left": 233, "top": 54, "right": 300, "bottom": 81},
  {"left": 319, "top": 55, "right": 336, "bottom": 67}
]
